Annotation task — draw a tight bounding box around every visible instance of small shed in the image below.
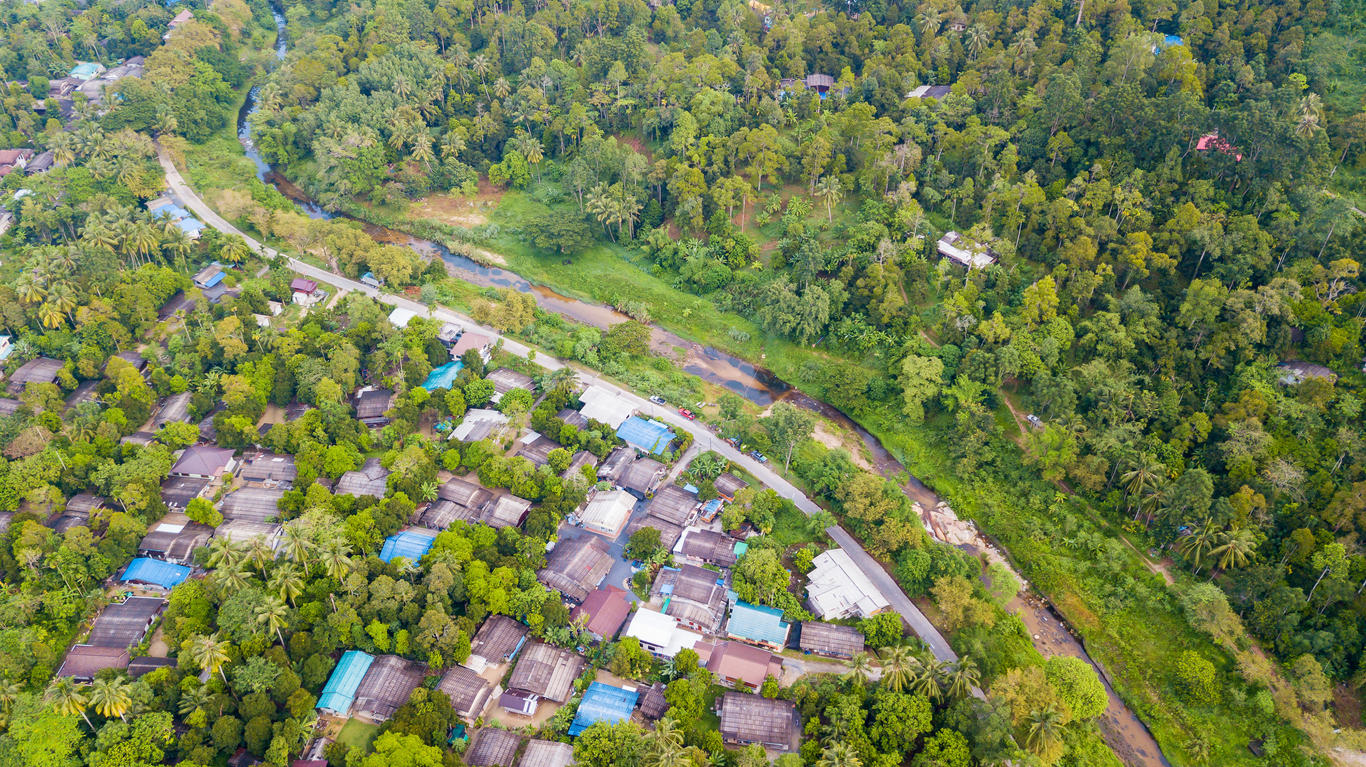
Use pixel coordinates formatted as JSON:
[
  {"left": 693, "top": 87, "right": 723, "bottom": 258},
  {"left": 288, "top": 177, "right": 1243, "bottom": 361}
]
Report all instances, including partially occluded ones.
[
  {"left": 378, "top": 530, "right": 438, "bottom": 563},
  {"left": 637, "top": 682, "right": 669, "bottom": 721},
  {"left": 556, "top": 408, "right": 589, "bottom": 429},
  {"left": 712, "top": 473, "right": 748, "bottom": 501},
  {"left": 519, "top": 740, "right": 574, "bottom": 767}
]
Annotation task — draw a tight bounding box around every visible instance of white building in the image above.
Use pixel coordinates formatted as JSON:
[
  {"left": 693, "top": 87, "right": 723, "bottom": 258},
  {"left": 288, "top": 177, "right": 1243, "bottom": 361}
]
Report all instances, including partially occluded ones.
[
  {"left": 624, "top": 608, "right": 703, "bottom": 658},
  {"left": 806, "top": 548, "right": 891, "bottom": 620},
  {"left": 578, "top": 490, "right": 636, "bottom": 538},
  {"left": 388, "top": 307, "right": 418, "bottom": 328},
  {"left": 578, "top": 385, "right": 638, "bottom": 429},
  {"left": 936, "top": 231, "right": 997, "bottom": 269}
]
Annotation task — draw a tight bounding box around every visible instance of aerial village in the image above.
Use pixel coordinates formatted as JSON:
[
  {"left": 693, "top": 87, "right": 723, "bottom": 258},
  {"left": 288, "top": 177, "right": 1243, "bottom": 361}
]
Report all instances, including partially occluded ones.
[{"left": 0, "top": 276, "right": 903, "bottom": 767}]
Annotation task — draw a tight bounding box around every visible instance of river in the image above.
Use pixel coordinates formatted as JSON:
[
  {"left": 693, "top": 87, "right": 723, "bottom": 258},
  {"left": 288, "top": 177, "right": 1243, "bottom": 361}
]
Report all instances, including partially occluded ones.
[{"left": 235, "top": 16, "right": 1169, "bottom": 765}]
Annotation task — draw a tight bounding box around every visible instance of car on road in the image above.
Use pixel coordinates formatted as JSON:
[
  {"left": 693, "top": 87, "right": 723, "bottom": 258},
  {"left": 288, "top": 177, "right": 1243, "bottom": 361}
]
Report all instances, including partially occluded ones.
[
  {"left": 649, "top": 395, "right": 666, "bottom": 405},
  {"left": 750, "top": 450, "right": 768, "bottom": 463},
  {"left": 678, "top": 407, "right": 697, "bottom": 420}
]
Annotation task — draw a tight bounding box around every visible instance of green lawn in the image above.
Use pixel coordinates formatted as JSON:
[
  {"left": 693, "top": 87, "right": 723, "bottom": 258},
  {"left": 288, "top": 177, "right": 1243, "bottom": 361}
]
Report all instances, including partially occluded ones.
[{"left": 337, "top": 718, "right": 381, "bottom": 754}]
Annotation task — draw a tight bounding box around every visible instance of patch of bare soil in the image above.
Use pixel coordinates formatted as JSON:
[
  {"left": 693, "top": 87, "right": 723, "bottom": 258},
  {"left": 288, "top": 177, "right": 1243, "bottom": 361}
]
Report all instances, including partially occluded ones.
[
  {"left": 411, "top": 194, "right": 492, "bottom": 228},
  {"left": 812, "top": 422, "right": 872, "bottom": 471}
]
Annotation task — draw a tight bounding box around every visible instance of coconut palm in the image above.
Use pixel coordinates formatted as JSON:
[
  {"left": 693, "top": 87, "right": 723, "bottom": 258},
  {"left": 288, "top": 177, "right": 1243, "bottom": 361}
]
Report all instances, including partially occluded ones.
[
  {"left": 645, "top": 717, "right": 688, "bottom": 767},
  {"left": 1179, "top": 519, "right": 1219, "bottom": 574},
  {"left": 245, "top": 535, "right": 275, "bottom": 572},
  {"left": 206, "top": 537, "right": 245, "bottom": 569},
  {"left": 842, "top": 652, "right": 872, "bottom": 688},
  {"left": 419, "top": 481, "right": 440, "bottom": 503},
  {"left": 907, "top": 656, "right": 945, "bottom": 701},
  {"left": 1122, "top": 454, "right": 1166, "bottom": 520},
  {"left": 219, "top": 234, "right": 251, "bottom": 266},
  {"left": 1297, "top": 93, "right": 1323, "bottom": 137},
  {"left": 320, "top": 538, "right": 354, "bottom": 581},
  {"left": 178, "top": 683, "right": 214, "bottom": 721},
  {"left": 212, "top": 559, "right": 251, "bottom": 594},
  {"left": 44, "top": 677, "right": 94, "bottom": 729},
  {"left": 0, "top": 678, "right": 23, "bottom": 718},
  {"left": 191, "top": 633, "right": 232, "bottom": 684},
  {"left": 816, "top": 742, "right": 862, "bottom": 767},
  {"left": 946, "top": 656, "right": 980, "bottom": 700},
  {"left": 89, "top": 677, "right": 133, "bottom": 721},
  {"left": 256, "top": 595, "right": 290, "bottom": 647},
  {"left": 814, "top": 175, "right": 843, "bottom": 222},
  {"left": 917, "top": 10, "right": 943, "bottom": 38},
  {"left": 878, "top": 645, "right": 913, "bottom": 692},
  {"left": 280, "top": 524, "right": 313, "bottom": 566},
  {"left": 472, "top": 54, "right": 491, "bottom": 98},
  {"left": 1211, "top": 526, "right": 1258, "bottom": 571},
  {"left": 966, "top": 24, "right": 991, "bottom": 59},
  {"left": 39, "top": 302, "right": 65, "bottom": 329},
  {"left": 1025, "top": 704, "right": 1065, "bottom": 755},
  {"left": 270, "top": 562, "right": 305, "bottom": 606},
  {"left": 13, "top": 273, "right": 46, "bottom": 304}
]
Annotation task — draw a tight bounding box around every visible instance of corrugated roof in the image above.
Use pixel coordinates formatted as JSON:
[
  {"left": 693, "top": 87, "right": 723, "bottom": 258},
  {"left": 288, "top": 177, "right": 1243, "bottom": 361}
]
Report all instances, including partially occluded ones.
[
  {"left": 379, "top": 530, "right": 438, "bottom": 563},
  {"left": 119, "top": 558, "right": 190, "bottom": 589},
  {"left": 718, "top": 692, "right": 799, "bottom": 748},
  {"left": 353, "top": 654, "right": 425, "bottom": 721},
  {"left": 568, "top": 683, "right": 637, "bottom": 736},
  {"left": 616, "top": 417, "right": 674, "bottom": 455},
  {"left": 170, "top": 445, "right": 234, "bottom": 477},
  {"left": 468, "top": 615, "right": 529, "bottom": 666},
  {"left": 637, "top": 682, "right": 669, "bottom": 720},
  {"left": 88, "top": 597, "right": 165, "bottom": 647},
  {"left": 507, "top": 642, "right": 583, "bottom": 702},
  {"left": 579, "top": 491, "right": 635, "bottom": 537},
  {"left": 317, "top": 650, "right": 374, "bottom": 715},
  {"left": 57, "top": 645, "right": 129, "bottom": 680},
  {"left": 519, "top": 740, "right": 574, "bottom": 767},
  {"left": 713, "top": 473, "right": 748, "bottom": 498},
  {"left": 569, "top": 586, "right": 632, "bottom": 639},
  {"left": 620, "top": 458, "right": 665, "bottom": 494},
  {"left": 645, "top": 485, "right": 696, "bottom": 526},
  {"left": 437, "top": 665, "right": 496, "bottom": 720},
  {"left": 727, "top": 602, "right": 790, "bottom": 647},
  {"left": 798, "top": 622, "right": 865, "bottom": 658},
  {"left": 537, "top": 536, "right": 613, "bottom": 602},
  {"left": 220, "top": 487, "right": 285, "bottom": 523},
  {"left": 466, "top": 728, "right": 521, "bottom": 767}
]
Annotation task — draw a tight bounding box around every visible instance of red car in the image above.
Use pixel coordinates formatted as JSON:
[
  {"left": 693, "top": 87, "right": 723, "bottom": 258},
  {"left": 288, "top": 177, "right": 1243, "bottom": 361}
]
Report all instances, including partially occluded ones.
[{"left": 678, "top": 408, "right": 697, "bottom": 420}]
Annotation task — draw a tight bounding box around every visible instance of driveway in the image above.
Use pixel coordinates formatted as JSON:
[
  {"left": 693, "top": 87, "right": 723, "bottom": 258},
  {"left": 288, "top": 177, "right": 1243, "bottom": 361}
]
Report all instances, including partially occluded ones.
[{"left": 555, "top": 493, "right": 652, "bottom": 602}]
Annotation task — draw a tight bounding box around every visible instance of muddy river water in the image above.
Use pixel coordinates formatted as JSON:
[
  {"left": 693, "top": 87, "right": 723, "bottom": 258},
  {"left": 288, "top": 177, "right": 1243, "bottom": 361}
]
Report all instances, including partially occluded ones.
[{"left": 237, "top": 18, "right": 1169, "bottom": 764}]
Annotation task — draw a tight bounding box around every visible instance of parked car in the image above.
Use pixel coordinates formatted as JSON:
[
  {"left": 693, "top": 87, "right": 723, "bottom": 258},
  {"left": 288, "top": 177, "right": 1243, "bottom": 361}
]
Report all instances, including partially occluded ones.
[
  {"left": 678, "top": 407, "right": 697, "bottom": 420},
  {"left": 750, "top": 450, "right": 768, "bottom": 463},
  {"left": 649, "top": 395, "right": 666, "bottom": 405},
  {"left": 1026, "top": 414, "right": 1044, "bottom": 430}
]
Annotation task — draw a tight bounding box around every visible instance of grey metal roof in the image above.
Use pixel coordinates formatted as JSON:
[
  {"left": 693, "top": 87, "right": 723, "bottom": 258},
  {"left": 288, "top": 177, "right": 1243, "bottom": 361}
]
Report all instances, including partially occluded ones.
[
  {"left": 352, "top": 655, "right": 425, "bottom": 722},
  {"left": 798, "top": 622, "right": 865, "bottom": 658},
  {"left": 437, "top": 664, "right": 496, "bottom": 720},
  {"left": 470, "top": 615, "right": 529, "bottom": 664},
  {"left": 467, "top": 729, "right": 522, "bottom": 767},
  {"left": 219, "top": 487, "right": 284, "bottom": 523},
  {"left": 6, "top": 358, "right": 63, "bottom": 395},
  {"left": 537, "top": 536, "right": 613, "bottom": 602},
  {"left": 486, "top": 368, "right": 535, "bottom": 396},
  {"left": 623, "top": 515, "right": 684, "bottom": 551},
  {"left": 681, "top": 529, "right": 739, "bottom": 567},
  {"left": 154, "top": 392, "right": 194, "bottom": 429},
  {"left": 637, "top": 682, "right": 669, "bottom": 720},
  {"left": 718, "top": 692, "right": 800, "bottom": 748},
  {"left": 516, "top": 435, "right": 559, "bottom": 467},
  {"left": 66, "top": 494, "right": 107, "bottom": 515},
  {"left": 484, "top": 495, "right": 532, "bottom": 529},
  {"left": 620, "top": 459, "right": 665, "bottom": 494},
  {"left": 138, "top": 522, "right": 212, "bottom": 563},
  {"left": 519, "top": 740, "right": 574, "bottom": 767},
  {"left": 555, "top": 409, "right": 589, "bottom": 429},
  {"left": 335, "top": 458, "right": 390, "bottom": 497},
  {"left": 88, "top": 597, "right": 165, "bottom": 647},
  {"left": 160, "top": 476, "right": 209, "bottom": 508},
  {"left": 238, "top": 453, "right": 297, "bottom": 484},
  {"left": 713, "top": 473, "right": 748, "bottom": 498},
  {"left": 646, "top": 485, "right": 696, "bottom": 526},
  {"left": 507, "top": 642, "right": 583, "bottom": 702}
]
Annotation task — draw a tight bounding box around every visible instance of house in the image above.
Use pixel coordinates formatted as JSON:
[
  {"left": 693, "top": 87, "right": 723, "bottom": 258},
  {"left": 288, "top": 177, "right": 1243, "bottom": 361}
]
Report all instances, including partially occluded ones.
[
  {"left": 465, "top": 615, "right": 529, "bottom": 673},
  {"left": 5, "top": 357, "right": 63, "bottom": 395},
  {"left": 388, "top": 307, "right": 418, "bottom": 328},
  {"left": 0, "top": 398, "right": 21, "bottom": 418},
  {"left": 451, "top": 331, "right": 494, "bottom": 362},
  {"left": 597, "top": 447, "right": 634, "bottom": 483},
  {"left": 107, "top": 350, "right": 148, "bottom": 373},
  {"left": 220, "top": 487, "right": 285, "bottom": 524},
  {"left": 653, "top": 564, "right": 727, "bottom": 632},
  {"left": 616, "top": 417, "right": 675, "bottom": 457},
  {"left": 165, "top": 8, "right": 194, "bottom": 37},
  {"left": 378, "top": 529, "right": 438, "bottom": 563},
  {"left": 170, "top": 445, "right": 236, "bottom": 479},
  {"left": 48, "top": 508, "right": 91, "bottom": 536},
  {"left": 420, "top": 477, "right": 492, "bottom": 529},
  {"left": 568, "top": 683, "right": 637, "bottom": 736},
  {"left": 214, "top": 520, "right": 283, "bottom": 549},
  {"left": 562, "top": 450, "right": 597, "bottom": 481},
  {"left": 936, "top": 231, "right": 997, "bottom": 269},
  {"left": 437, "top": 322, "right": 463, "bottom": 348},
  {"left": 450, "top": 408, "right": 510, "bottom": 442},
  {"left": 638, "top": 682, "right": 670, "bottom": 720},
  {"left": 707, "top": 642, "right": 782, "bottom": 690},
  {"left": 516, "top": 433, "right": 559, "bottom": 467},
  {"left": 137, "top": 521, "right": 212, "bottom": 564},
  {"left": 623, "top": 511, "right": 685, "bottom": 551},
  {"left": 569, "top": 586, "right": 632, "bottom": 641},
  {"left": 537, "top": 535, "right": 613, "bottom": 602},
  {"left": 483, "top": 494, "right": 532, "bottom": 529},
  {"left": 290, "top": 277, "right": 320, "bottom": 306},
  {"left": 644, "top": 485, "right": 696, "bottom": 527},
  {"left": 119, "top": 557, "right": 192, "bottom": 589},
  {"left": 354, "top": 388, "right": 395, "bottom": 427},
  {"left": 160, "top": 476, "right": 209, "bottom": 510},
  {"left": 23, "top": 150, "right": 53, "bottom": 175},
  {"left": 504, "top": 641, "right": 583, "bottom": 714},
  {"left": 437, "top": 664, "right": 497, "bottom": 722},
  {"left": 48, "top": 78, "right": 80, "bottom": 98},
  {"left": 806, "top": 548, "right": 891, "bottom": 620},
  {"left": 713, "top": 473, "right": 748, "bottom": 501},
  {"left": 57, "top": 645, "right": 129, "bottom": 682},
  {"left": 192, "top": 264, "right": 224, "bottom": 289},
  {"left": 578, "top": 490, "right": 636, "bottom": 538},
  {"left": 1278, "top": 361, "right": 1337, "bottom": 385},
  {"left": 127, "top": 656, "right": 179, "bottom": 678},
  {"left": 556, "top": 408, "right": 589, "bottom": 429},
  {"left": 487, "top": 368, "right": 535, "bottom": 404},
  {"left": 317, "top": 650, "right": 375, "bottom": 716},
  {"left": 1196, "top": 132, "right": 1243, "bottom": 161},
  {"left": 906, "top": 84, "right": 952, "bottom": 100},
  {"left": 88, "top": 596, "right": 165, "bottom": 648},
  {"left": 466, "top": 729, "right": 521, "bottom": 767},
  {"left": 727, "top": 601, "right": 791, "bottom": 650},
  {"left": 624, "top": 608, "right": 703, "bottom": 659},
  {"left": 0, "top": 149, "right": 34, "bottom": 179},
  {"left": 717, "top": 692, "right": 800, "bottom": 750},
  {"left": 678, "top": 528, "right": 740, "bottom": 568},
  {"left": 0, "top": 336, "right": 12, "bottom": 362},
  {"left": 69, "top": 62, "right": 107, "bottom": 81},
  {"left": 620, "top": 458, "right": 666, "bottom": 497},
  {"left": 335, "top": 457, "right": 390, "bottom": 497},
  {"left": 519, "top": 740, "right": 575, "bottom": 767},
  {"left": 66, "top": 493, "right": 107, "bottom": 516},
  {"left": 157, "top": 291, "right": 197, "bottom": 321},
  {"left": 352, "top": 654, "right": 425, "bottom": 722},
  {"left": 798, "top": 622, "right": 865, "bottom": 660},
  {"left": 238, "top": 453, "right": 298, "bottom": 486},
  {"left": 578, "top": 385, "right": 637, "bottom": 428},
  {"left": 153, "top": 391, "right": 194, "bottom": 430}
]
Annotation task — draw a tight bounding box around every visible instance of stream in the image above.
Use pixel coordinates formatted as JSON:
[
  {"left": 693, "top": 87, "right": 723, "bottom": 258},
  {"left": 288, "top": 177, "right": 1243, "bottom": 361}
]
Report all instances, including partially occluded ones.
[{"left": 236, "top": 14, "right": 1170, "bottom": 765}]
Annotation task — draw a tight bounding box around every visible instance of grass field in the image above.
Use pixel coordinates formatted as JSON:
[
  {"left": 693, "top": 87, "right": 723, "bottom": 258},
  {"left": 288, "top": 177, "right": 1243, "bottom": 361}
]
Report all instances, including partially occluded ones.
[{"left": 337, "top": 718, "right": 380, "bottom": 754}]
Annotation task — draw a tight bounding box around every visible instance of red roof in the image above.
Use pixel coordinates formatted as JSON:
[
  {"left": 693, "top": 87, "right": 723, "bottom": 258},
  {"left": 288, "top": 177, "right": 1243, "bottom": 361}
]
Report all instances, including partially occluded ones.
[
  {"left": 290, "top": 277, "right": 318, "bottom": 294},
  {"left": 1196, "top": 133, "right": 1242, "bottom": 161},
  {"left": 570, "top": 586, "right": 632, "bottom": 639}
]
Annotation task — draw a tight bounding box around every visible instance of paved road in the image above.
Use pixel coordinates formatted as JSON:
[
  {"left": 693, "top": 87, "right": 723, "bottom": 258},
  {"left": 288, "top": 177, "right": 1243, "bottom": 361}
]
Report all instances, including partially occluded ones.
[{"left": 159, "top": 147, "right": 961, "bottom": 664}]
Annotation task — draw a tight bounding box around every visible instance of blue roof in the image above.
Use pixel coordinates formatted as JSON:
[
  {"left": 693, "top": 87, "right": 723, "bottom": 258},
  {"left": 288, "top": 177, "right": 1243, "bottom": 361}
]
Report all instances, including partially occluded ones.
[
  {"left": 379, "top": 530, "right": 438, "bottom": 563},
  {"left": 728, "top": 601, "right": 790, "bottom": 646},
  {"left": 317, "top": 650, "right": 374, "bottom": 715},
  {"left": 177, "top": 218, "right": 206, "bottom": 234},
  {"left": 421, "top": 360, "right": 464, "bottom": 391},
  {"left": 616, "top": 417, "right": 674, "bottom": 455},
  {"left": 152, "top": 205, "right": 188, "bottom": 220},
  {"left": 70, "top": 63, "right": 101, "bottom": 78},
  {"left": 1164, "top": 34, "right": 1183, "bottom": 46},
  {"left": 703, "top": 499, "right": 722, "bottom": 513},
  {"left": 120, "top": 558, "right": 190, "bottom": 589},
  {"left": 569, "top": 683, "right": 638, "bottom": 736}
]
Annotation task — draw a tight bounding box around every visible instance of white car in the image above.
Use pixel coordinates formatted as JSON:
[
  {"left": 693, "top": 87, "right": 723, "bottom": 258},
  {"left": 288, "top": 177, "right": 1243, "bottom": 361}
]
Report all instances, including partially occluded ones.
[{"left": 648, "top": 395, "right": 666, "bottom": 405}]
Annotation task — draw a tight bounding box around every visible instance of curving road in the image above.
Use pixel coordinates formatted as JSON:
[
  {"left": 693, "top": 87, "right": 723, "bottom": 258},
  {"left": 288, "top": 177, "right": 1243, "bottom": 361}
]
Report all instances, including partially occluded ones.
[{"left": 157, "top": 147, "right": 960, "bottom": 664}]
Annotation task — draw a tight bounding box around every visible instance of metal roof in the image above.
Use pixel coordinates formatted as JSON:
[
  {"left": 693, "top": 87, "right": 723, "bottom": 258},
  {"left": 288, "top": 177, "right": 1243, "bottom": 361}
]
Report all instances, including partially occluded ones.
[
  {"left": 468, "top": 615, "right": 529, "bottom": 666},
  {"left": 335, "top": 457, "right": 389, "bottom": 497},
  {"left": 317, "top": 650, "right": 374, "bottom": 715},
  {"left": 727, "top": 601, "right": 791, "bottom": 647},
  {"left": 466, "top": 728, "right": 521, "bottom": 767},
  {"left": 519, "top": 740, "right": 574, "bottom": 767},
  {"left": 718, "top": 692, "right": 800, "bottom": 748},
  {"left": 537, "top": 536, "right": 612, "bottom": 602},
  {"left": 487, "top": 368, "right": 535, "bottom": 396},
  {"left": 88, "top": 597, "right": 165, "bottom": 647},
  {"left": 569, "top": 586, "right": 632, "bottom": 639},
  {"left": 798, "top": 622, "right": 865, "bottom": 658},
  {"left": 379, "top": 530, "right": 438, "bottom": 563},
  {"left": 616, "top": 417, "right": 674, "bottom": 455},
  {"left": 645, "top": 485, "right": 696, "bottom": 526},
  {"left": 579, "top": 491, "right": 635, "bottom": 537},
  {"left": 119, "top": 558, "right": 190, "bottom": 589},
  {"left": 507, "top": 641, "right": 583, "bottom": 702},
  {"left": 436, "top": 664, "right": 496, "bottom": 720},
  {"left": 57, "top": 645, "right": 129, "bottom": 680},
  {"left": 220, "top": 487, "right": 285, "bottom": 523},
  {"left": 713, "top": 473, "right": 748, "bottom": 498},
  {"left": 637, "top": 682, "right": 669, "bottom": 720},
  {"left": 170, "top": 445, "right": 234, "bottom": 477},
  {"left": 353, "top": 655, "right": 425, "bottom": 721},
  {"left": 568, "top": 683, "right": 637, "bottom": 736},
  {"left": 620, "top": 458, "right": 665, "bottom": 494}
]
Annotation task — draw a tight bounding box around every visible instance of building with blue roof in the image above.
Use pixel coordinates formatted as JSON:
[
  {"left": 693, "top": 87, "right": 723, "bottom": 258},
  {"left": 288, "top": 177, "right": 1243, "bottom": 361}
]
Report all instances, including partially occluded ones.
[
  {"left": 726, "top": 601, "right": 791, "bottom": 650},
  {"left": 69, "top": 62, "right": 105, "bottom": 81},
  {"left": 379, "top": 529, "right": 439, "bottom": 563},
  {"left": 119, "top": 558, "right": 191, "bottom": 589},
  {"left": 421, "top": 360, "right": 464, "bottom": 391},
  {"left": 317, "top": 650, "right": 375, "bottom": 715},
  {"left": 568, "top": 682, "right": 638, "bottom": 736},
  {"left": 616, "top": 417, "right": 675, "bottom": 456},
  {"left": 152, "top": 204, "right": 190, "bottom": 221},
  {"left": 176, "top": 218, "right": 206, "bottom": 238}
]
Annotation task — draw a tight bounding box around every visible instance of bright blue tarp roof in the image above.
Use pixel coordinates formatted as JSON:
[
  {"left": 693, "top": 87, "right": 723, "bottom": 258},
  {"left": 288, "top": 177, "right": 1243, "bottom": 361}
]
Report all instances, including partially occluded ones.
[
  {"left": 569, "top": 682, "right": 637, "bottom": 736},
  {"left": 616, "top": 417, "right": 674, "bottom": 455},
  {"left": 120, "top": 558, "right": 190, "bottom": 589},
  {"left": 421, "top": 361, "right": 464, "bottom": 391},
  {"left": 379, "top": 530, "right": 438, "bottom": 563},
  {"left": 317, "top": 650, "right": 374, "bottom": 715},
  {"left": 728, "top": 601, "right": 790, "bottom": 646},
  {"left": 177, "top": 218, "right": 206, "bottom": 234}
]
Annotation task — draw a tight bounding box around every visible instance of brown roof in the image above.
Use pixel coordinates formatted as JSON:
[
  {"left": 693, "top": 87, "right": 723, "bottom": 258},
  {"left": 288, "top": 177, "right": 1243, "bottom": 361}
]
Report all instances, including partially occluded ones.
[
  {"left": 598, "top": 447, "right": 634, "bottom": 482},
  {"left": 517, "top": 435, "right": 559, "bottom": 467},
  {"left": 646, "top": 485, "right": 696, "bottom": 526},
  {"left": 706, "top": 642, "right": 781, "bottom": 689},
  {"left": 672, "top": 564, "right": 724, "bottom": 604},
  {"left": 620, "top": 459, "right": 666, "bottom": 494},
  {"left": 637, "top": 682, "right": 669, "bottom": 720},
  {"left": 352, "top": 655, "right": 425, "bottom": 722},
  {"left": 335, "top": 457, "right": 389, "bottom": 497},
  {"left": 537, "top": 535, "right": 613, "bottom": 602},
  {"left": 127, "top": 656, "right": 178, "bottom": 678},
  {"left": 451, "top": 331, "right": 492, "bottom": 356},
  {"left": 507, "top": 641, "right": 584, "bottom": 702},
  {"left": 170, "top": 445, "right": 234, "bottom": 477},
  {"left": 57, "top": 645, "right": 129, "bottom": 680},
  {"left": 798, "top": 622, "right": 865, "bottom": 658},
  {"left": 153, "top": 391, "right": 194, "bottom": 429},
  {"left": 6, "top": 357, "right": 63, "bottom": 394},
  {"left": 0, "top": 398, "right": 21, "bottom": 417},
  {"left": 66, "top": 493, "right": 107, "bottom": 514},
  {"left": 681, "top": 529, "right": 739, "bottom": 567},
  {"left": 436, "top": 665, "right": 496, "bottom": 720},
  {"left": 88, "top": 596, "right": 165, "bottom": 647},
  {"left": 623, "top": 515, "right": 684, "bottom": 551},
  {"left": 484, "top": 494, "right": 532, "bottom": 529},
  {"left": 219, "top": 487, "right": 285, "bottom": 523},
  {"left": 718, "top": 692, "right": 800, "bottom": 749},
  {"left": 562, "top": 450, "right": 597, "bottom": 480},
  {"left": 518, "top": 740, "right": 574, "bottom": 767},
  {"left": 469, "top": 615, "right": 529, "bottom": 664},
  {"left": 569, "top": 586, "right": 632, "bottom": 639},
  {"left": 238, "top": 453, "right": 298, "bottom": 484},
  {"left": 355, "top": 388, "right": 394, "bottom": 421},
  {"left": 713, "top": 473, "right": 748, "bottom": 498},
  {"left": 160, "top": 476, "right": 209, "bottom": 508},
  {"left": 138, "top": 521, "right": 213, "bottom": 563},
  {"left": 556, "top": 408, "right": 589, "bottom": 429},
  {"left": 466, "top": 729, "right": 522, "bottom": 767}
]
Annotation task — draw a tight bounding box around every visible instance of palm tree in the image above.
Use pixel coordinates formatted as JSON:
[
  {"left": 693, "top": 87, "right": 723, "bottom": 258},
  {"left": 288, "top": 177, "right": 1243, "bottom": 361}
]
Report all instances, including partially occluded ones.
[
  {"left": 645, "top": 717, "right": 688, "bottom": 767},
  {"left": 1184, "top": 734, "right": 1211, "bottom": 765},
  {"left": 814, "top": 176, "right": 843, "bottom": 223},
  {"left": 39, "top": 302, "right": 65, "bottom": 329},
  {"left": 842, "top": 652, "right": 872, "bottom": 688},
  {"left": 419, "top": 481, "right": 440, "bottom": 503},
  {"left": 807, "top": 510, "right": 837, "bottom": 536},
  {"left": 966, "top": 24, "right": 990, "bottom": 59},
  {"left": 13, "top": 273, "right": 46, "bottom": 304},
  {"left": 879, "top": 645, "right": 912, "bottom": 692},
  {"left": 1297, "top": 93, "right": 1323, "bottom": 137},
  {"left": 816, "top": 743, "right": 862, "bottom": 767},
  {"left": 0, "top": 678, "right": 21, "bottom": 718},
  {"left": 219, "top": 235, "right": 251, "bottom": 266},
  {"left": 256, "top": 595, "right": 290, "bottom": 647},
  {"left": 917, "top": 10, "right": 943, "bottom": 38},
  {"left": 178, "top": 684, "right": 214, "bottom": 721},
  {"left": 269, "top": 562, "right": 305, "bottom": 607},
  {"left": 320, "top": 539, "right": 354, "bottom": 581},
  {"left": 946, "top": 656, "right": 980, "bottom": 700},
  {"left": 1180, "top": 519, "right": 1219, "bottom": 575},
  {"left": 245, "top": 535, "right": 275, "bottom": 572},
  {"left": 89, "top": 677, "right": 132, "bottom": 721},
  {"left": 44, "top": 678, "right": 94, "bottom": 729},
  {"left": 1025, "top": 704, "right": 1065, "bottom": 755},
  {"left": 494, "top": 77, "right": 511, "bottom": 100},
  {"left": 1122, "top": 454, "right": 1165, "bottom": 520},
  {"left": 213, "top": 559, "right": 251, "bottom": 594},
  {"left": 472, "top": 54, "right": 491, "bottom": 99},
  {"left": 206, "top": 537, "right": 245, "bottom": 570},
  {"left": 1211, "top": 527, "right": 1258, "bottom": 571},
  {"left": 280, "top": 524, "right": 313, "bottom": 566},
  {"left": 191, "top": 633, "right": 232, "bottom": 684},
  {"left": 908, "top": 657, "right": 944, "bottom": 701}
]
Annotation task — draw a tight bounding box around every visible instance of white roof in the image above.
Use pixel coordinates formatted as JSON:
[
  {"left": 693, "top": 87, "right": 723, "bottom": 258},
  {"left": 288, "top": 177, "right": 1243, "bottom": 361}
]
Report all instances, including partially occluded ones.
[
  {"left": 155, "top": 523, "right": 184, "bottom": 534},
  {"left": 578, "top": 385, "right": 637, "bottom": 429},
  {"left": 625, "top": 610, "right": 702, "bottom": 658},
  {"left": 450, "top": 409, "right": 510, "bottom": 442},
  {"left": 388, "top": 307, "right": 418, "bottom": 328},
  {"left": 807, "top": 549, "right": 891, "bottom": 619},
  {"left": 936, "top": 231, "right": 996, "bottom": 269},
  {"left": 579, "top": 491, "right": 635, "bottom": 537}
]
